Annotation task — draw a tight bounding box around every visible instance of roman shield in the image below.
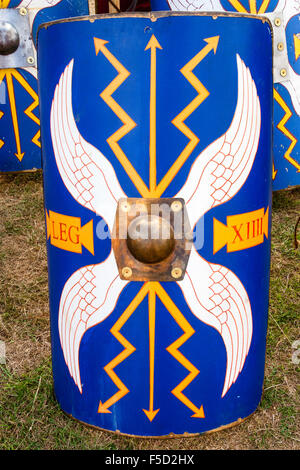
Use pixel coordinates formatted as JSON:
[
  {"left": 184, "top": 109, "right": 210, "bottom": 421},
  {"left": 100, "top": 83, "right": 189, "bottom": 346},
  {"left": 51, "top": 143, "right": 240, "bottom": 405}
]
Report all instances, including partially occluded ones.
[
  {"left": 38, "top": 12, "right": 272, "bottom": 436},
  {"left": 0, "top": 0, "right": 91, "bottom": 173}
]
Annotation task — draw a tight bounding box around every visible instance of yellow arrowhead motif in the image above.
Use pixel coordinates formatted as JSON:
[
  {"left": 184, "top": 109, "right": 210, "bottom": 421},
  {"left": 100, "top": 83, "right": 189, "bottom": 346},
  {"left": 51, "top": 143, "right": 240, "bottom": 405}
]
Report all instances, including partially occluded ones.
[
  {"left": 204, "top": 36, "right": 220, "bottom": 54},
  {"left": 192, "top": 405, "right": 205, "bottom": 419},
  {"left": 145, "top": 34, "right": 162, "bottom": 52},
  {"left": 143, "top": 408, "right": 160, "bottom": 422},
  {"left": 94, "top": 38, "right": 109, "bottom": 55}
]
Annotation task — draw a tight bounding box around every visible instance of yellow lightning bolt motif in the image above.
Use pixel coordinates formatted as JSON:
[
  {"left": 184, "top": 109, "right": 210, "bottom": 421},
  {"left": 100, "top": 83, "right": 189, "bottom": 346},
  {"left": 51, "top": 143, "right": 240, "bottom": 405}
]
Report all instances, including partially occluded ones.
[
  {"left": 154, "top": 36, "right": 219, "bottom": 198},
  {"left": 12, "top": 70, "right": 41, "bottom": 148},
  {"left": 98, "top": 284, "right": 149, "bottom": 413},
  {"left": 94, "top": 38, "right": 150, "bottom": 198},
  {"left": 155, "top": 283, "right": 204, "bottom": 418},
  {"left": 274, "top": 88, "right": 300, "bottom": 172}
]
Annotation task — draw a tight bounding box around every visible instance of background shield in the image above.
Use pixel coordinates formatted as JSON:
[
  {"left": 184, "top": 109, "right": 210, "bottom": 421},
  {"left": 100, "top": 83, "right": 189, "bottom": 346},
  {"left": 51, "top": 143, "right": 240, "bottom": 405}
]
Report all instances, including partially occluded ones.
[{"left": 0, "top": 0, "right": 91, "bottom": 173}]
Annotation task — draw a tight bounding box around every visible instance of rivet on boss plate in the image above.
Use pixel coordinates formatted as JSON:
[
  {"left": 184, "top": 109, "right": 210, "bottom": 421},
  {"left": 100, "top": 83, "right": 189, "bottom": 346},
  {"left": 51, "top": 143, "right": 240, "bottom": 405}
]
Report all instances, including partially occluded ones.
[
  {"left": 171, "top": 268, "right": 182, "bottom": 279},
  {"left": 277, "top": 42, "right": 284, "bottom": 52},
  {"left": 122, "top": 267, "right": 132, "bottom": 279},
  {"left": 274, "top": 17, "right": 281, "bottom": 27},
  {"left": 171, "top": 201, "right": 182, "bottom": 212},
  {"left": 120, "top": 201, "right": 131, "bottom": 212},
  {"left": 280, "top": 68, "right": 287, "bottom": 77}
]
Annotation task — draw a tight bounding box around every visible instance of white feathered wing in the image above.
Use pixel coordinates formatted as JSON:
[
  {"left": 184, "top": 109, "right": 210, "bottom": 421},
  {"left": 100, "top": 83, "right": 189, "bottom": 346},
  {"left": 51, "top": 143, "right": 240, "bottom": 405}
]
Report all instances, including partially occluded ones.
[
  {"left": 179, "top": 247, "right": 252, "bottom": 397},
  {"left": 50, "top": 59, "right": 128, "bottom": 392}
]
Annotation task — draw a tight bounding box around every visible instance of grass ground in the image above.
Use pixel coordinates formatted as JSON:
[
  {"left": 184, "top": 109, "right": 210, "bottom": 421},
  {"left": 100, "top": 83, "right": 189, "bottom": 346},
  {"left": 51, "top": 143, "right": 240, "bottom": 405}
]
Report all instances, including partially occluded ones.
[{"left": 0, "top": 172, "right": 299, "bottom": 450}]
